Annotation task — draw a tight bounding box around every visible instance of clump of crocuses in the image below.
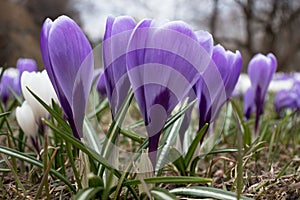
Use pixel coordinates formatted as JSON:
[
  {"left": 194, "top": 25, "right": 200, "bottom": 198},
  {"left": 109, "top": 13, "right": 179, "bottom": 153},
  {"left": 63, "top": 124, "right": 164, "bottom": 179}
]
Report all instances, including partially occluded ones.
[
  {"left": 38, "top": 14, "right": 244, "bottom": 167},
  {"left": 245, "top": 53, "right": 277, "bottom": 131},
  {"left": 127, "top": 19, "right": 216, "bottom": 165},
  {"left": 40, "top": 15, "right": 94, "bottom": 139}
]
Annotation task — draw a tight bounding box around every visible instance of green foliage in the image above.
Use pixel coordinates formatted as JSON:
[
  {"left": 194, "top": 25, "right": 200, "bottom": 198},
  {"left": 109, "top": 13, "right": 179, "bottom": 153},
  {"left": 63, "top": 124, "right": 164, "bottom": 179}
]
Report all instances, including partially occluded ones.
[{"left": 0, "top": 82, "right": 299, "bottom": 199}]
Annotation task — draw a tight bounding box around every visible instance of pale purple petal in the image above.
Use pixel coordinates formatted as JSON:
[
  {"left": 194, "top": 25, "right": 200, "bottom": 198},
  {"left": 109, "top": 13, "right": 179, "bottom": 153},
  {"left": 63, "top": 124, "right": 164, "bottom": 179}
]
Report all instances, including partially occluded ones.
[
  {"left": 103, "top": 16, "right": 136, "bottom": 116},
  {"left": 47, "top": 16, "right": 92, "bottom": 105},
  {"left": 16, "top": 58, "right": 37, "bottom": 74},
  {"left": 96, "top": 72, "right": 107, "bottom": 97},
  {"left": 274, "top": 90, "right": 298, "bottom": 113},
  {"left": 243, "top": 87, "right": 255, "bottom": 120}
]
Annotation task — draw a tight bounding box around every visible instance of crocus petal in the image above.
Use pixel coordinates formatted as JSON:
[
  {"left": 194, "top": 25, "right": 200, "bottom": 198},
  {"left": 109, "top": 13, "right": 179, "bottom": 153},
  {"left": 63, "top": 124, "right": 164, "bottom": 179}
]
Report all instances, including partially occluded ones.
[
  {"left": 195, "top": 30, "right": 213, "bottom": 55},
  {"left": 40, "top": 15, "right": 94, "bottom": 138},
  {"left": 40, "top": 18, "right": 57, "bottom": 92},
  {"left": 97, "top": 72, "right": 107, "bottom": 97},
  {"left": 243, "top": 87, "right": 255, "bottom": 120},
  {"left": 128, "top": 19, "right": 211, "bottom": 121},
  {"left": 47, "top": 16, "right": 92, "bottom": 105},
  {"left": 71, "top": 60, "right": 94, "bottom": 137},
  {"left": 17, "top": 58, "right": 37, "bottom": 74},
  {"left": 16, "top": 101, "right": 38, "bottom": 137},
  {"left": 178, "top": 31, "right": 213, "bottom": 141},
  {"left": 274, "top": 90, "right": 298, "bottom": 113},
  {"left": 212, "top": 45, "right": 242, "bottom": 99},
  {"left": 103, "top": 16, "right": 136, "bottom": 116},
  {"left": 21, "top": 70, "right": 58, "bottom": 123}
]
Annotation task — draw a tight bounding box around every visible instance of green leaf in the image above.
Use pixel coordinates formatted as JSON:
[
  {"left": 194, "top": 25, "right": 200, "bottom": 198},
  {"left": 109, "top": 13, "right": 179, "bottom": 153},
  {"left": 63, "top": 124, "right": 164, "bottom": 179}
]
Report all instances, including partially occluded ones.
[
  {"left": 119, "top": 128, "right": 145, "bottom": 143},
  {"left": 190, "top": 148, "right": 238, "bottom": 176},
  {"left": 163, "top": 99, "right": 197, "bottom": 131},
  {"left": 99, "top": 90, "right": 134, "bottom": 177},
  {"left": 156, "top": 110, "right": 185, "bottom": 173},
  {"left": 83, "top": 117, "right": 102, "bottom": 155},
  {"left": 75, "top": 187, "right": 103, "bottom": 200},
  {"left": 184, "top": 123, "right": 208, "bottom": 167},
  {"left": 26, "top": 87, "right": 72, "bottom": 134},
  {"left": 87, "top": 98, "right": 109, "bottom": 119},
  {"left": 0, "top": 112, "right": 10, "bottom": 118},
  {"left": 169, "top": 148, "right": 186, "bottom": 176},
  {"left": 43, "top": 119, "right": 113, "bottom": 171},
  {"left": 170, "top": 186, "right": 252, "bottom": 200},
  {"left": 151, "top": 187, "right": 178, "bottom": 200},
  {"left": 8, "top": 86, "right": 23, "bottom": 105},
  {"left": 230, "top": 99, "right": 251, "bottom": 148},
  {"left": 0, "top": 145, "right": 76, "bottom": 192},
  {"left": 123, "top": 176, "right": 212, "bottom": 186},
  {"left": 43, "top": 119, "right": 141, "bottom": 198}
]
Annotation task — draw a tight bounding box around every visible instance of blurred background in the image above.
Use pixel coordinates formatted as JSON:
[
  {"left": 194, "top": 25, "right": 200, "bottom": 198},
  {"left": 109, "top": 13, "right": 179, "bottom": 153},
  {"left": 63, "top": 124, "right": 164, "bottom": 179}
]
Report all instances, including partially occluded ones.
[{"left": 1, "top": 0, "right": 300, "bottom": 71}]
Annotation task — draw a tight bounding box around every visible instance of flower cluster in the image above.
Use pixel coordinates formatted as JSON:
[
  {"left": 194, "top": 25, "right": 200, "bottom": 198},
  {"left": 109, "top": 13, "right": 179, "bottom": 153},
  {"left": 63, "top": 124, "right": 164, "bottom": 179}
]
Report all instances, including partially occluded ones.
[
  {"left": 99, "top": 16, "right": 242, "bottom": 164},
  {"left": 35, "top": 15, "right": 282, "bottom": 165}
]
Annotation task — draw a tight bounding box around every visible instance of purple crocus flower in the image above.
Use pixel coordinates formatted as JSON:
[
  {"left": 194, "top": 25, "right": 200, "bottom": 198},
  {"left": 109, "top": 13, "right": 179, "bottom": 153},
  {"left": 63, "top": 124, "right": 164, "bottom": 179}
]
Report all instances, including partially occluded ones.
[
  {"left": 0, "top": 68, "right": 20, "bottom": 105},
  {"left": 274, "top": 80, "right": 300, "bottom": 116},
  {"left": 243, "top": 87, "right": 255, "bottom": 120},
  {"left": 102, "top": 16, "right": 136, "bottom": 116},
  {"left": 40, "top": 15, "right": 94, "bottom": 139},
  {"left": 16, "top": 58, "right": 37, "bottom": 74},
  {"left": 248, "top": 53, "right": 277, "bottom": 131},
  {"left": 16, "top": 58, "right": 37, "bottom": 95},
  {"left": 274, "top": 90, "right": 298, "bottom": 114},
  {"left": 195, "top": 44, "right": 242, "bottom": 131},
  {"left": 127, "top": 19, "right": 212, "bottom": 165}
]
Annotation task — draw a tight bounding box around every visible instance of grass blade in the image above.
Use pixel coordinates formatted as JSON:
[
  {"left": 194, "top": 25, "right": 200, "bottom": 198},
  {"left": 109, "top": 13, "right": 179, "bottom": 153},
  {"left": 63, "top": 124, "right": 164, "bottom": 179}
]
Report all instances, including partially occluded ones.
[
  {"left": 170, "top": 186, "right": 252, "bottom": 200},
  {"left": 0, "top": 145, "right": 76, "bottom": 192},
  {"left": 26, "top": 87, "right": 72, "bottom": 134},
  {"left": 156, "top": 111, "right": 184, "bottom": 173},
  {"left": 151, "top": 187, "right": 178, "bottom": 200},
  {"left": 75, "top": 187, "right": 103, "bottom": 200},
  {"left": 83, "top": 117, "right": 102, "bottom": 154},
  {"left": 123, "top": 176, "right": 212, "bottom": 186},
  {"left": 184, "top": 123, "right": 208, "bottom": 167}
]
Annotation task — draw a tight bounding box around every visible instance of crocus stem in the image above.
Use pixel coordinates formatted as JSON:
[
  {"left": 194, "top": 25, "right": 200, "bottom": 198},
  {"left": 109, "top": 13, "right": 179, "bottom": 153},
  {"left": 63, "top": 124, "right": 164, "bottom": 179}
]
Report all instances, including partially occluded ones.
[
  {"left": 255, "top": 103, "right": 263, "bottom": 134},
  {"left": 68, "top": 117, "right": 81, "bottom": 139},
  {"left": 30, "top": 136, "right": 40, "bottom": 154},
  {"left": 148, "top": 133, "right": 161, "bottom": 168}
]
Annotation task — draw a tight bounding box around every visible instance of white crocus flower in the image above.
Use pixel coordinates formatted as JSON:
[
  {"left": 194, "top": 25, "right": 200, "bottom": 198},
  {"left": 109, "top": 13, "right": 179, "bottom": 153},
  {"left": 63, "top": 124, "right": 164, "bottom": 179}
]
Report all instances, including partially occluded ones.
[
  {"left": 16, "top": 101, "right": 38, "bottom": 137},
  {"left": 20, "top": 70, "right": 58, "bottom": 123}
]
